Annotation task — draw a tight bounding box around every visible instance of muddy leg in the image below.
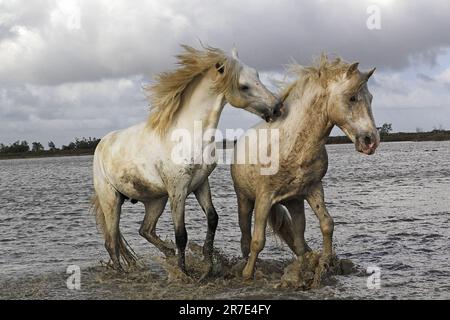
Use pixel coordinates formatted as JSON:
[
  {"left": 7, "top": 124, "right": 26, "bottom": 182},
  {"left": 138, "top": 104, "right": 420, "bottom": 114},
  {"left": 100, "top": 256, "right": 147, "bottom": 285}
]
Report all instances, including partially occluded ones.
[
  {"left": 140, "top": 197, "right": 175, "bottom": 257},
  {"left": 305, "top": 182, "right": 334, "bottom": 287},
  {"left": 96, "top": 184, "right": 124, "bottom": 271},
  {"left": 284, "top": 199, "right": 311, "bottom": 256},
  {"left": 242, "top": 194, "right": 272, "bottom": 280},
  {"left": 169, "top": 191, "right": 188, "bottom": 274},
  {"left": 194, "top": 179, "right": 218, "bottom": 279},
  {"left": 237, "top": 193, "right": 254, "bottom": 259}
]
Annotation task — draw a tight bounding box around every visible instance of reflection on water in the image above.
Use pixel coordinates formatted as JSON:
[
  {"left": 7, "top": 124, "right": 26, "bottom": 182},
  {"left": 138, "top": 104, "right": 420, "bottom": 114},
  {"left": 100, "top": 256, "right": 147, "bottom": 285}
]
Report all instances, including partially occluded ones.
[{"left": 0, "top": 141, "right": 449, "bottom": 299}]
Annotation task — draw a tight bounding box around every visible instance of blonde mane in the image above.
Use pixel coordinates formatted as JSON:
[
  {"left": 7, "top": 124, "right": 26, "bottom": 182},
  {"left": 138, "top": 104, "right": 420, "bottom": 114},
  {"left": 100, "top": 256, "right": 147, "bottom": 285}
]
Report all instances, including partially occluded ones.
[
  {"left": 280, "top": 54, "right": 351, "bottom": 102},
  {"left": 145, "top": 45, "right": 241, "bottom": 135}
]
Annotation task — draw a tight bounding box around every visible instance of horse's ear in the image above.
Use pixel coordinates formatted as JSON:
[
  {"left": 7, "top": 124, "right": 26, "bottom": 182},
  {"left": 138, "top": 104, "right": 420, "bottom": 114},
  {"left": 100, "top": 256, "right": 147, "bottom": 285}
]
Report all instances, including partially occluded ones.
[
  {"left": 231, "top": 47, "right": 239, "bottom": 60},
  {"left": 346, "top": 62, "right": 359, "bottom": 78},
  {"left": 365, "top": 67, "right": 376, "bottom": 80},
  {"left": 215, "top": 63, "right": 225, "bottom": 74}
]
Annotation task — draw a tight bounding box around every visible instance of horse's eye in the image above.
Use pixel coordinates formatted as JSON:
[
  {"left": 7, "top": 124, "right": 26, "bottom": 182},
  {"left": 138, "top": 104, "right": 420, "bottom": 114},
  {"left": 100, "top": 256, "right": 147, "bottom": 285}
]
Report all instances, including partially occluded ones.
[
  {"left": 350, "top": 95, "right": 357, "bottom": 102},
  {"left": 240, "top": 85, "right": 250, "bottom": 91}
]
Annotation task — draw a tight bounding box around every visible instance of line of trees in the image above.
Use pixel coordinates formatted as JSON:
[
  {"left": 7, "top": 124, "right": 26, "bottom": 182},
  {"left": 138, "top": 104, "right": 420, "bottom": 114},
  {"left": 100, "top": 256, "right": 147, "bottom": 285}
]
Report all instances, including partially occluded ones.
[
  {"left": 0, "top": 141, "right": 30, "bottom": 153},
  {"left": 60, "top": 137, "right": 101, "bottom": 151},
  {"left": 0, "top": 137, "right": 100, "bottom": 154},
  {"left": 378, "top": 123, "right": 393, "bottom": 136}
]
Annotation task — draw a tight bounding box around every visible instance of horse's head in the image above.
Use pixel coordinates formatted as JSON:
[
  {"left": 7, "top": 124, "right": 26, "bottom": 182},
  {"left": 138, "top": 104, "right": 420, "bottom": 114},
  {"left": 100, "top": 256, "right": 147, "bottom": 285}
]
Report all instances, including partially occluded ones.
[
  {"left": 217, "top": 48, "right": 282, "bottom": 123},
  {"left": 328, "top": 63, "right": 379, "bottom": 155}
]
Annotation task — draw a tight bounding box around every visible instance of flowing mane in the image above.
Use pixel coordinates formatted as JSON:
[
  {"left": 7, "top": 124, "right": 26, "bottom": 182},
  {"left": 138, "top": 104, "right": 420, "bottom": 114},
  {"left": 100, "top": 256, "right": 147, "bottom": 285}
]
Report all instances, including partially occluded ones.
[
  {"left": 145, "top": 45, "right": 241, "bottom": 135},
  {"left": 280, "top": 55, "right": 350, "bottom": 103}
]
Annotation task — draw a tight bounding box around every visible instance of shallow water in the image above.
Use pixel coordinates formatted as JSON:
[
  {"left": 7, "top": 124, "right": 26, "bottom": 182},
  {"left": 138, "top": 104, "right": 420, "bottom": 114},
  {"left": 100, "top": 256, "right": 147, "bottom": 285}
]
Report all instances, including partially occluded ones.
[{"left": 0, "top": 141, "right": 449, "bottom": 299}]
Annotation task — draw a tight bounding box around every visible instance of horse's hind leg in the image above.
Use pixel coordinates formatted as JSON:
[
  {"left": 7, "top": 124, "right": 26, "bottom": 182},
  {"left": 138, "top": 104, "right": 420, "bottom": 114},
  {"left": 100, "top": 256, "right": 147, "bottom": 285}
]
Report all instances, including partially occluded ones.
[
  {"left": 194, "top": 179, "right": 219, "bottom": 277},
  {"left": 95, "top": 183, "right": 124, "bottom": 271},
  {"left": 283, "top": 199, "right": 312, "bottom": 256},
  {"left": 140, "top": 196, "right": 175, "bottom": 257},
  {"left": 237, "top": 192, "right": 254, "bottom": 259}
]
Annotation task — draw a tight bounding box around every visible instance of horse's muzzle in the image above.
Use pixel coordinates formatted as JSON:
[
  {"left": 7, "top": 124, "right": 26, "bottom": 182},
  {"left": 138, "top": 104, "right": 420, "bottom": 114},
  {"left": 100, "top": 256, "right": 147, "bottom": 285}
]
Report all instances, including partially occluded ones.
[
  {"left": 356, "top": 133, "right": 380, "bottom": 155},
  {"left": 263, "top": 101, "right": 284, "bottom": 123}
]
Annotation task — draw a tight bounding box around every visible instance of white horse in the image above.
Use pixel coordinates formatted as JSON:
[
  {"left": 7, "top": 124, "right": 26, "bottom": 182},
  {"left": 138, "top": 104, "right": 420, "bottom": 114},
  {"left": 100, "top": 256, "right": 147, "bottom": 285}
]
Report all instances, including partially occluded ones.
[
  {"left": 92, "top": 45, "right": 282, "bottom": 275},
  {"left": 231, "top": 56, "right": 379, "bottom": 282}
]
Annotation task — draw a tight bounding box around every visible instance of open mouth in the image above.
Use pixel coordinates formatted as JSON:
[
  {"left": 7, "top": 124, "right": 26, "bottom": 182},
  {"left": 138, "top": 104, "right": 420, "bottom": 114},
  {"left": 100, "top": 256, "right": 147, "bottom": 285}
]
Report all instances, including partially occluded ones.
[
  {"left": 261, "top": 106, "right": 284, "bottom": 123},
  {"left": 359, "top": 147, "right": 376, "bottom": 155},
  {"left": 357, "top": 143, "right": 377, "bottom": 155}
]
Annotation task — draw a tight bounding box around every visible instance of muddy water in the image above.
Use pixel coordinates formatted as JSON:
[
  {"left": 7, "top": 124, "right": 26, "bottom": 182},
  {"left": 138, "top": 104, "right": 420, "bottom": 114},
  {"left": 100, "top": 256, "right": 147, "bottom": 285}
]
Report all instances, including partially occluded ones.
[{"left": 0, "top": 141, "right": 449, "bottom": 299}]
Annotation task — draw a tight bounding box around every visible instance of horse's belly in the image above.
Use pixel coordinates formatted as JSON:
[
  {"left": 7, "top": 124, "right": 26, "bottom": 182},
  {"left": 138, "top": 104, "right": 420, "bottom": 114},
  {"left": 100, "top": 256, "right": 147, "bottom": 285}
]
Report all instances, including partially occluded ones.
[
  {"left": 114, "top": 172, "right": 167, "bottom": 200},
  {"left": 106, "top": 158, "right": 168, "bottom": 200}
]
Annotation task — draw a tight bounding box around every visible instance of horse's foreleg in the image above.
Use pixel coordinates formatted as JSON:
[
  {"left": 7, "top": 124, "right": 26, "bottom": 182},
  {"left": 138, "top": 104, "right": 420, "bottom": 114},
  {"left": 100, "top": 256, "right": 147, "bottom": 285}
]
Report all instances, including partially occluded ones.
[
  {"left": 194, "top": 179, "right": 218, "bottom": 277},
  {"left": 140, "top": 197, "right": 175, "bottom": 257},
  {"left": 242, "top": 194, "right": 272, "bottom": 280},
  {"left": 284, "top": 199, "right": 311, "bottom": 256},
  {"left": 169, "top": 189, "right": 188, "bottom": 273},
  {"left": 306, "top": 182, "right": 334, "bottom": 259},
  {"left": 237, "top": 193, "right": 254, "bottom": 259}
]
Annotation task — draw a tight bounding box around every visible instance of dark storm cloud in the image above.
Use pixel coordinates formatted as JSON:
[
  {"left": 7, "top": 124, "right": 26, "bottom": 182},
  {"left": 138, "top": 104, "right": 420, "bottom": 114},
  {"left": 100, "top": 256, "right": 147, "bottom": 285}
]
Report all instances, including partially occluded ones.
[
  {"left": 1, "top": 0, "right": 450, "bottom": 85},
  {"left": 1, "top": 0, "right": 450, "bottom": 145},
  {"left": 0, "top": 76, "right": 148, "bottom": 145},
  {"left": 416, "top": 73, "right": 435, "bottom": 82}
]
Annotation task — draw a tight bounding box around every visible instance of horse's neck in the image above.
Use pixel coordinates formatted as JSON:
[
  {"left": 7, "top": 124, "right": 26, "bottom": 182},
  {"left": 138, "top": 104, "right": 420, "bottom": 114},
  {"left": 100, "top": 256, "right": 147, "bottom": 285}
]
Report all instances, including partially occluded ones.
[
  {"left": 281, "top": 87, "right": 333, "bottom": 158},
  {"left": 173, "top": 71, "right": 226, "bottom": 140}
]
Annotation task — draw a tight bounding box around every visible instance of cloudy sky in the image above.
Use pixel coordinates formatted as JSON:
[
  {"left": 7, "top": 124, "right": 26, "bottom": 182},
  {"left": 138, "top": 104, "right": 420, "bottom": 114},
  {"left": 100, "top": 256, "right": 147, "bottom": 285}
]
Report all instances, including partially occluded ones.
[{"left": 1, "top": 0, "right": 450, "bottom": 147}]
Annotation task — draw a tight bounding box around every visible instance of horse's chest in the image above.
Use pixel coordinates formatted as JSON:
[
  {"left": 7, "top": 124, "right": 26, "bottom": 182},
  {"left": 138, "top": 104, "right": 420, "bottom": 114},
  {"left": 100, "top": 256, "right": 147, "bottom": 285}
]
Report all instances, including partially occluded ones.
[{"left": 275, "top": 156, "right": 328, "bottom": 199}]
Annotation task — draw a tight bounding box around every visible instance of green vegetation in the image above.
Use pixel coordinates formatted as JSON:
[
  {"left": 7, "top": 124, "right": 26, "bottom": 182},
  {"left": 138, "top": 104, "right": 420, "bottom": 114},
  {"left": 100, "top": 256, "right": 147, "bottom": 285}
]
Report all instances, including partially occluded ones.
[
  {"left": 379, "top": 123, "right": 393, "bottom": 136},
  {"left": 327, "top": 123, "right": 450, "bottom": 144},
  {"left": 0, "top": 137, "right": 100, "bottom": 160}
]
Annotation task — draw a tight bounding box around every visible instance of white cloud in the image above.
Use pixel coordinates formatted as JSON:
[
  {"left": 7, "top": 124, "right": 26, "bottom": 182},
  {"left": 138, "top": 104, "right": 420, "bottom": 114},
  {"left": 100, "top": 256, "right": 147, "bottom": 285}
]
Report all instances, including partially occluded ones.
[
  {"left": 50, "top": 0, "right": 81, "bottom": 31},
  {"left": 436, "top": 68, "right": 450, "bottom": 84}
]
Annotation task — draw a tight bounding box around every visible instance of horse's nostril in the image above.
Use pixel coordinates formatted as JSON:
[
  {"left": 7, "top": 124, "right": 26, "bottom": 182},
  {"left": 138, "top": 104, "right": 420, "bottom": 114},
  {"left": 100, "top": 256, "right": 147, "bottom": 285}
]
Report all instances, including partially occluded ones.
[
  {"left": 364, "top": 136, "right": 372, "bottom": 146},
  {"left": 273, "top": 108, "right": 281, "bottom": 117},
  {"left": 273, "top": 102, "right": 283, "bottom": 117}
]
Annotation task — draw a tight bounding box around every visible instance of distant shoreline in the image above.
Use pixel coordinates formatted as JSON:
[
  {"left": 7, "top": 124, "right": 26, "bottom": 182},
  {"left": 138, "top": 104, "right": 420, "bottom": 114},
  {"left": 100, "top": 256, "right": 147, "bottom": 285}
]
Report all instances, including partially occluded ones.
[
  {"left": 0, "top": 150, "right": 94, "bottom": 161},
  {"left": 326, "top": 130, "right": 450, "bottom": 145},
  {"left": 1, "top": 130, "right": 449, "bottom": 161}
]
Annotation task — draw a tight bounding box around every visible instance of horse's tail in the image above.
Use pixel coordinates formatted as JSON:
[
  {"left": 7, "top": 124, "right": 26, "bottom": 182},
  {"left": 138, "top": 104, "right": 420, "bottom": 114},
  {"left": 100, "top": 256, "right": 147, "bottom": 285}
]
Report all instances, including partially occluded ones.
[
  {"left": 268, "top": 204, "right": 295, "bottom": 248},
  {"left": 90, "top": 192, "right": 139, "bottom": 268},
  {"left": 91, "top": 192, "right": 106, "bottom": 236}
]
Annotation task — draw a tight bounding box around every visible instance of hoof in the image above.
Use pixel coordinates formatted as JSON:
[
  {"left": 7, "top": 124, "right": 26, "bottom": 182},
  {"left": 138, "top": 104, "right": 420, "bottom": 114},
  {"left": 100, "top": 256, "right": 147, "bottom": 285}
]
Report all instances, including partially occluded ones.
[
  {"left": 242, "top": 274, "right": 254, "bottom": 283},
  {"left": 179, "top": 264, "right": 189, "bottom": 276},
  {"left": 198, "top": 260, "right": 214, "bottom": 283},
  {"left": 104, "top": 259, "right": 126, "bottom": 273},
  {"left": 319, "top": 254, "right": 332, "bottom": 268},
  {"left": 114, "top": 265, "right": 126, "bottom": 273},
  {"left": 198, "top": 270, "right": 213, "bottom": 283},
  {"left": 242, "top": 270, "right": 255, "bottom": 281}
]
